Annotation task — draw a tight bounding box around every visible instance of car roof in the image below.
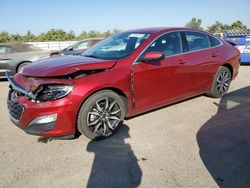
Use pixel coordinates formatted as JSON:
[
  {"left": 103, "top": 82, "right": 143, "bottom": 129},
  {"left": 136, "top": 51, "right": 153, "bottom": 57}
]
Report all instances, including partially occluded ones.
[
  {"left": 124, "top": 27, "right": 204, "bottom": 34},
  {"left": 81, "top": 37, "right": 104, "bottom": 41},
  {"left": 0, "top": 42, "right": 42, "bottom": 52}
]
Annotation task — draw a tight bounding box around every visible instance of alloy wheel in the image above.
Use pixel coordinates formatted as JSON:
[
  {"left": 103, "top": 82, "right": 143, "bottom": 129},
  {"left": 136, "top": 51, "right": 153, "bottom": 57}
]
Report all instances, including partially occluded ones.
[
  {"left": 216, "top": 70, "right": 231, "bottom": 95},
  {"left": 87, "top": 97, "right": 122, "bottom": 136}
]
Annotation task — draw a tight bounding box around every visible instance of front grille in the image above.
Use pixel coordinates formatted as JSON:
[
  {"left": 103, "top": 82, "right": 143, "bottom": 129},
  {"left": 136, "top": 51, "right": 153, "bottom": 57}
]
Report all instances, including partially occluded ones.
[{"left": 7, "top": 93, "right": 24, "bottom": 121}]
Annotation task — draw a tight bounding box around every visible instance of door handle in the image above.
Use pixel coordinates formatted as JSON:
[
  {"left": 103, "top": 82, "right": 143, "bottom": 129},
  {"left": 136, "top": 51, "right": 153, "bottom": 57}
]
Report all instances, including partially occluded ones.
[
  {"left": 178, "top": 59, "right": 187, "bottom": 65},
  {"left": 211, "top": 53, "right": 218, "bottom": 57}
]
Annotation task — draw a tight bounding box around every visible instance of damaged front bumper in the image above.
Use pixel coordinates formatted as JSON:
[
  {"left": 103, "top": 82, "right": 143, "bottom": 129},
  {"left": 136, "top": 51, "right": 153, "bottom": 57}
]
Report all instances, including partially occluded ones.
[
  {"left": 6, "top": 72, "right": 36, "bottom": 99},
  {"left": 6, "top": 72, "right": 78, "bottom": 138}
]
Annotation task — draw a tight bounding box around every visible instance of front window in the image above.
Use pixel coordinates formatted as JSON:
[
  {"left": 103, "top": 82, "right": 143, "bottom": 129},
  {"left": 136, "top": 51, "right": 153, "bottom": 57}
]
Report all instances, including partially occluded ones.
[
  {"left": 83, "top": 32, "right": 152, "bottom": 60},
  {"left": 144, "top": 32, "right": 182, "bottom": 56}
]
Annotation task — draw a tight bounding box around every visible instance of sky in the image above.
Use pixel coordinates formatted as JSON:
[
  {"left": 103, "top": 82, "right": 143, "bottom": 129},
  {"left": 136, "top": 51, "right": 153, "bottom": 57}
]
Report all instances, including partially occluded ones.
[{"left": 0, "top": 0, "right": 250, "bottom": 35}]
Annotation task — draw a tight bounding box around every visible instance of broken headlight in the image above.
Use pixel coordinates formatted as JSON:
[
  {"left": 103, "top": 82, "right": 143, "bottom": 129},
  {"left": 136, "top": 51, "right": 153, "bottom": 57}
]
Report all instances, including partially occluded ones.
[{"left": 36, "top": 85, "right": 74, "bottom": 102}]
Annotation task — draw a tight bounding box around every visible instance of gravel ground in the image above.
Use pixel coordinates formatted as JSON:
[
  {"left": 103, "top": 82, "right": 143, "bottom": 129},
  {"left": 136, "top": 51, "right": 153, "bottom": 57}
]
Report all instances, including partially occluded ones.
[{"left": 0, "top": 66, "right": 250, "bottom": 188}]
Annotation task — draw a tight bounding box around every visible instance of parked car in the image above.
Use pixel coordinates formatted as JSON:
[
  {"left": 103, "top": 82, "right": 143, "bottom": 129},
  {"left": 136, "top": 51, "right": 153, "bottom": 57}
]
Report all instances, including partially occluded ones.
[
  {"left": 0, "top": 43, "right": 51, "bottom": 77},
  {"left": 50, "top": 38, "right": 103, "bottom": 56},
  {"left": 6, "top": 27, "right": 240, "bottom": 140},
  {"left": 224, "top": 29, "right": 250, "bottom": 64}
]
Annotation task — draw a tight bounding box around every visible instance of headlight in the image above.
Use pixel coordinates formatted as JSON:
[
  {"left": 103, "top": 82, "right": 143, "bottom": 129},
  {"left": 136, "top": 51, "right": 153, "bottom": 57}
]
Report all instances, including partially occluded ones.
[{"left": 36, "top": 85, "right": 74, "bottom": 102}]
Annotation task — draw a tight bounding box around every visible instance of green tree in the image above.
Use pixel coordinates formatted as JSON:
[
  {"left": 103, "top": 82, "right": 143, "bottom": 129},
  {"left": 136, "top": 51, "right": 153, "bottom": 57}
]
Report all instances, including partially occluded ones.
[
  {"left": 65, "top": 30, "right": 76, "bottom": 40},
  {"left": 36, "top": 32, "right": 45, "bottom": 41},
  {"left": 222, "top": 24, "right": 231, "bottom": 31},
  {"left": 0, "top": 31, "right": 11, "bottom": 42},
  {"left": 207, "top": 21, "right": 224, "bottom": 33},
  {"left": 207, "top": 20, "right": 247, "bottom": 33},
  {"left": 87, "top": 30, "right": 99, "bottom": 38},
  {"left": 23, "top": 30, "right": 36, "bottom": 42},
  {"left": 185, "top": 17, "right": 203, "bottom": 30},
  {"left": 43, "top": 29, "right": 67, "bottom": 41},
  {"left": 207, "top": 21, "right": 231, "bottom": 33},
  {"left": 231, "top": 20, "right": 247, "bottom": 30},
  {"left": 103, "top": 30, "right": 111, "bottom": 37},
  {"left": 111, "top": 29, "right": 121, "bottom": 34},
  {"left": 78, "top": 31, "right": 87, "bottom": 40},
  {"left": 0, "top": 28, "right": 123, "bottom": 42},
  {"left": 10, "top": 33, "right": 24, "bottom": 42}
]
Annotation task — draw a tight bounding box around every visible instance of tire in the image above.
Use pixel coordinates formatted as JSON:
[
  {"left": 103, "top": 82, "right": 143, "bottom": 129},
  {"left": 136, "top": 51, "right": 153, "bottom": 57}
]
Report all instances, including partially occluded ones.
[
  {"left": 77, "top": 90, "right": 126, "bottom": 140},
  {"left": 17, "top": 62, "right": 30, "bottom": 73},
  {"left": 207, "top": 66, "right": 232, "bottom": 98}
]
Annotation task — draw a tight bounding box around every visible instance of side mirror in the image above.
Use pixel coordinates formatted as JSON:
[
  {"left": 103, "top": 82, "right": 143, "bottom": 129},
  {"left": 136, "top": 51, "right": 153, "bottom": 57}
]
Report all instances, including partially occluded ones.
[{"left": 141, "top": 52, "right": 164, "bottom": 62}]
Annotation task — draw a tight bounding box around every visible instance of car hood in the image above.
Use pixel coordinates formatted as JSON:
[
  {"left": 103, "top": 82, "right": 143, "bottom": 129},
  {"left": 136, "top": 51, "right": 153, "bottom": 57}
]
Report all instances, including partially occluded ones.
[{"left": 22, "top": 55, "right": 117, "bottom": 77}]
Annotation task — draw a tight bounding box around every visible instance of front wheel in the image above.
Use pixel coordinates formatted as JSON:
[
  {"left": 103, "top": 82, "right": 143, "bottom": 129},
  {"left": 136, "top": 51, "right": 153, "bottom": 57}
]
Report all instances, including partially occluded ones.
[
  {"left": 77, "top": 90, "right": 126, "bottom": 140},
  {"left": 207, "top": 66, "right": 232, "bottom": 98}
]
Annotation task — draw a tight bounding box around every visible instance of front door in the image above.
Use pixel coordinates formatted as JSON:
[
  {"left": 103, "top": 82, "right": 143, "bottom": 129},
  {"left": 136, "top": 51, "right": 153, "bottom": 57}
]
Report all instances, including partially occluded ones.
[{"left": 132, "top": 32, "right": 189, "bottom": 113}]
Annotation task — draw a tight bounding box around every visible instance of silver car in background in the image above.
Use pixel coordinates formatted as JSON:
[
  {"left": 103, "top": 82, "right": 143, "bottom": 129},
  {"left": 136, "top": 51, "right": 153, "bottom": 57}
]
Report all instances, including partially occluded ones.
[
  {"left": 50, "top": 38, "right": 104, "bottom": 56},
  {"left": 0, "top": 43, "right": 51, "bottom": 77}
]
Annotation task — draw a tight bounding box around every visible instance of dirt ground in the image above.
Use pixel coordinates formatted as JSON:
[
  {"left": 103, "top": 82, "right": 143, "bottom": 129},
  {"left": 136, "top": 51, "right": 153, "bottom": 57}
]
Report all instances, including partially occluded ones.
[{"left": 0, "top": 66, "right": 250, "bottom": 188}]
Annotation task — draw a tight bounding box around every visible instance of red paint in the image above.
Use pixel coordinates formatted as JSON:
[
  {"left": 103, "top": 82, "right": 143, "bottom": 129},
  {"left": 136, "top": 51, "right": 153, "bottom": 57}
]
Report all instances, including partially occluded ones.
[
  {"left": 10, "top": 27, "right": 240, "bottom": 137},
  {"left": 22, "top": 55, "right": 116, "bottom": 77}
]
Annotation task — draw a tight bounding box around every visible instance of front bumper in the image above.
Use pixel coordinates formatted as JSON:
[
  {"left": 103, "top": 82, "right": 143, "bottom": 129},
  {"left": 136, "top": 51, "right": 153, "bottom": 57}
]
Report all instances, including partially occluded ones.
[
  {"left": 0, "top": 69, "right": 13, "bottom": 77},
  {"left": 0, "top": 59, "right": 16, "bottom": 77},
  {"left": 6, "top": 73, "right": 79, "bottom": 137}
]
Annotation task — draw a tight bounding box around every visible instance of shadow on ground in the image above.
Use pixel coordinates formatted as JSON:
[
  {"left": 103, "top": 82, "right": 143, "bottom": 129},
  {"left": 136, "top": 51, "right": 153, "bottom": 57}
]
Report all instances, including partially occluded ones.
[
  {"left": 86, "top": 124, "right": 142, "bottom": 188},
  {"left": 197, "top": 86, "right": 250, "bottom": 187}
]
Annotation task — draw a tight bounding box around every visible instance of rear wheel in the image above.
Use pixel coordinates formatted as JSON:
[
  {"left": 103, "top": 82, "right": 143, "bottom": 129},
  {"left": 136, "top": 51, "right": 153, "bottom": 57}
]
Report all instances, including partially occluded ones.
[
  {"left": 207, "top": 66, "right": 232, "bottom": 98},
  {"left": 77, "top": 90, "right": 126, "bottom": 140}
]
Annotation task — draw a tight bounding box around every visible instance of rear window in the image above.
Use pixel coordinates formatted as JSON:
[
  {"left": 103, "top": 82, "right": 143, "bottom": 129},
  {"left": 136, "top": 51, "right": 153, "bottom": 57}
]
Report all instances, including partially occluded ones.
[
  {"left": 209, "top": 36, "right": 221, "bottom": 47},
  {"left": 185, "top": 31, "right": 209, "bottom": 52}
]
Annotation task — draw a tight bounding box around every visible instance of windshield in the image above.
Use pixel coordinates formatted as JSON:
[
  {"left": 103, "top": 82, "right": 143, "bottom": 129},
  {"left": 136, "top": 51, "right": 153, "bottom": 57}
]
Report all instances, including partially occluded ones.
[{"left": 82, "top": 32, "right": 152, "bottom": 60}]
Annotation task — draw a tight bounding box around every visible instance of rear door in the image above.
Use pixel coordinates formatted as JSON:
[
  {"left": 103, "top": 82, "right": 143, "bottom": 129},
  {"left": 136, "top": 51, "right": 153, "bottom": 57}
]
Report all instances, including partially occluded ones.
[
  {"left": 183, "top": 31, "right": 220, "bottom": 95},
  {"left": 132, "top": 32, "right": 189, "bottom": 113}
]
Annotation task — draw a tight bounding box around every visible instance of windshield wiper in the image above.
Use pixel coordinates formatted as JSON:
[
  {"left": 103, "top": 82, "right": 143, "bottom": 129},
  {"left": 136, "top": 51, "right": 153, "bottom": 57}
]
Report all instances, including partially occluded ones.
[{"left": 83, "top": 54, "right": 100, "bottom": 59}]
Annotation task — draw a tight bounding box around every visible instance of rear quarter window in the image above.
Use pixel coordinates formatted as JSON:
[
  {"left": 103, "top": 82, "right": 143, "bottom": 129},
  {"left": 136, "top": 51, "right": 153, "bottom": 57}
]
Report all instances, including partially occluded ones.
[
  {"left": 209, "top": 36, "right": 221, "bottom": 47},
  {"left": 0, "top": 46, "right": 15, "bottom": 54}
]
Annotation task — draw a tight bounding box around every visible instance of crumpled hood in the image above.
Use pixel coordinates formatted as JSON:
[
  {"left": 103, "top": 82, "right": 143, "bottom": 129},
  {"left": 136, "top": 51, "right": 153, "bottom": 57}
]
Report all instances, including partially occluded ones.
[{"left": 22, "top": 55, "right": 117, "bottom": 77}]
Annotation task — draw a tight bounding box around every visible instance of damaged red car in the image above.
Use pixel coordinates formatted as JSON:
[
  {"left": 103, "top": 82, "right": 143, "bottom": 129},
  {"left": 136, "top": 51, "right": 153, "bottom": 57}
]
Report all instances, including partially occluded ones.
[{"left": 6, "top": 27, "right": 240, "bottom": 140}]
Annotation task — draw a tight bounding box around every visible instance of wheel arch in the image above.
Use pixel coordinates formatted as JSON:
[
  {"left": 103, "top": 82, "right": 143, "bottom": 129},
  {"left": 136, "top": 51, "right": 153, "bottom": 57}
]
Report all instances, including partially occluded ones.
[
  {"left": 16, "top": 61, "right": 32, "bottom": 73},
  {"left": 102, "top": 87, "right": 129, "bottom": 115},
  {"left": 221, "top": 63, "right": 233, "bottom": 78},
  {"left": 74, "top": 87, "right": 129, "bottom": 137},
  {"left": 77, "top": 86, "right": 129, "bottom": 118}
]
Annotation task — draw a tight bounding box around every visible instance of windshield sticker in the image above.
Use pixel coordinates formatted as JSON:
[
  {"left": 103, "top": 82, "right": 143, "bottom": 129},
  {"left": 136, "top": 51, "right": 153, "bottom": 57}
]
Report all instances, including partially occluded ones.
[{"left": 129, "top": 34, "right": 146, "bottom": 38}]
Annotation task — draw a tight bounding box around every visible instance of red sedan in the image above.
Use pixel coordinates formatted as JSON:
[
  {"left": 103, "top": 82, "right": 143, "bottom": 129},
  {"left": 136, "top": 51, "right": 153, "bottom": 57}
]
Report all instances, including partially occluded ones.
[{"left": 6, "top": 27, "right": 240, "bottom": 140}]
